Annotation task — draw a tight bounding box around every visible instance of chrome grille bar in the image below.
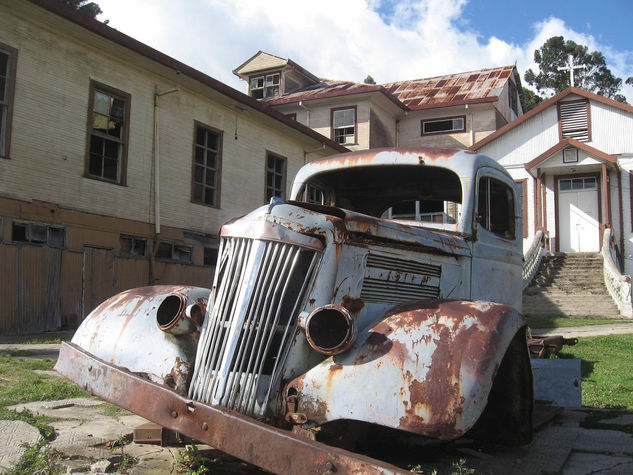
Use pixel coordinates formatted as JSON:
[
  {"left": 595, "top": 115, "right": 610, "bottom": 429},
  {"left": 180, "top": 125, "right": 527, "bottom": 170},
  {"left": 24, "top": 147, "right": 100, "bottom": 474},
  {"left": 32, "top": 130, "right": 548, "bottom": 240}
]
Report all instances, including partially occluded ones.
[{"left": 189, "top": 236, "right": 319, "bottom": 417}]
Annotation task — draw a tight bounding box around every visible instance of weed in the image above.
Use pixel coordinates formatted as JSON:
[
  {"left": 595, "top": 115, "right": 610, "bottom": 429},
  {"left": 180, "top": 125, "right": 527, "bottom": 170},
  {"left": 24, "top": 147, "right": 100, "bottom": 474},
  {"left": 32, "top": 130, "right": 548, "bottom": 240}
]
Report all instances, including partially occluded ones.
[
  {"left": 450, "top": 458, "right": 475, "bottom": 475},
  {"left": 108, "top": 433, "right": 136, "bottom": 472},
  {"left": 526, "top": 316, "right": 633, "bottom": 329},
  {"left": 4, "top": 440, "right": 63, "bottom": 475},
  {"left": 173, "top": 444, "right": 212, "bottom": 474},
  {"left": 0, "top": 408, "right": 56, "bottom": 441}
]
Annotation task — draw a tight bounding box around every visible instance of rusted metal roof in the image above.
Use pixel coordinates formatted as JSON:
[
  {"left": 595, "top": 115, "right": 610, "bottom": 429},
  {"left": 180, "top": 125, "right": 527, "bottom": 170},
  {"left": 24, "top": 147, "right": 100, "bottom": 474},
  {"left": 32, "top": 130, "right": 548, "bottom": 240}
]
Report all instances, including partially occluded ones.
[
  {"left": 268, "top": 66, "right": 516, "bottom": 111},
  {"left": 383, "top": 66, "right": 514, "bottom": 110}
]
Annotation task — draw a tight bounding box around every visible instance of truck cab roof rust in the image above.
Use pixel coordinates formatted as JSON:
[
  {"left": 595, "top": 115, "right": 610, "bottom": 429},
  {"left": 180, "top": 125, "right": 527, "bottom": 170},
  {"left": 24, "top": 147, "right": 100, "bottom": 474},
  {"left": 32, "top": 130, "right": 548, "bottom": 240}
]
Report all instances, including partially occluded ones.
[{"left": 290, "top": 147, "right": 507, "bottom": 236}]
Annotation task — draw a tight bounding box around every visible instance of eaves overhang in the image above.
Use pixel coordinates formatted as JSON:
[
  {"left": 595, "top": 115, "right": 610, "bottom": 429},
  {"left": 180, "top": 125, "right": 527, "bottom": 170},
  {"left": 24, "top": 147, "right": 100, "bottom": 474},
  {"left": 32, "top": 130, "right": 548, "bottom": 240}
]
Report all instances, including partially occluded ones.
[
  {"left": 524, "top": 138, "right": 617, "bottom": 176},
  {"left": 470, "top": 87, "right": 633, "bottom": 152},
  {"left": 25, "top": 0, "right": 349, "bottom": 153}
]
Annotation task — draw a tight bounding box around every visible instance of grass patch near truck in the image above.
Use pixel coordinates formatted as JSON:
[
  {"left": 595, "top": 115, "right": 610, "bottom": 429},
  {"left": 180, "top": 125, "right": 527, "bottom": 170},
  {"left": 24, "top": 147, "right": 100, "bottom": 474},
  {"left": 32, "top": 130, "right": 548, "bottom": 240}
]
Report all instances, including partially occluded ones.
[
  {"left": 556, "top": 334, "right": 633, "bottom": 411},
  {"left": 526, "top": 315, "right": 633, "bottom": 329}
]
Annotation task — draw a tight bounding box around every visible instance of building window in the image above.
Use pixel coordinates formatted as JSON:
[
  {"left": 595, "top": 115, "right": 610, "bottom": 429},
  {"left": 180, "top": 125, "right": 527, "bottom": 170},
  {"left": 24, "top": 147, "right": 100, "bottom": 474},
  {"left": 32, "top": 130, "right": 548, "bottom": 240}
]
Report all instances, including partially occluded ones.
[
  {"left": 515, "top": 179, "right": 528, "bottom": 238},
  {"left": 0, "top": 43, "right": 17, "bottom": 159},
  {"left": 12, "top": 221, "right": 65, "bottom": 248},
  {"left": 250, "top": 72, "right": 280, "bottom": 99},
  {"left": 120, "top": 234, "right": 147, "bottom": 257},
  {"left": 558, "top": 100, "right": 590, "bottom": 142},
  {"left": 265, "top": 152, "right": 286, "bottom": 202},
  {"left": 332, "top": 107, "right": 357, "bottom": 145},
  {"left": 204, "top": 247, "right": 218, "bottom": 266},
  {"left": 559, "top": 177, "right": 596, "bottom": 191},
  {"left": 563, "top": 147, "right": 578, "bottom": 163},
  {"left": 192, "top": 123, "right": 222, "bottom": 207},
  {"left": 87, "top": 82, "right": 130, "bottom": 184},
  {"left": 156, "top": 241, "right": 192, "bottom": 263},
  {"left": 421, "top": 116, "right": 465, "bottom": 135},
  {"left": 477, "top": 177, "right": 515, "bottom": 239},
  {"left": 508, "top": 80, "right": 518, "bottom": 117},
  {"left": 307, "top": 184, "right": 325, "bottom": 205}
]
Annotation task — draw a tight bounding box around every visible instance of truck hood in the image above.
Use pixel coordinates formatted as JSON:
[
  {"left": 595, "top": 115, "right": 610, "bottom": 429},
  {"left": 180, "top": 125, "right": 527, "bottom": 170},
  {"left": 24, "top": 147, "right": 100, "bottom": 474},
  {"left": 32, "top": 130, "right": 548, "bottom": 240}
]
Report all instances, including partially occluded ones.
[{"left": 221, "top": 200, "right": 471, "bottom": 257}]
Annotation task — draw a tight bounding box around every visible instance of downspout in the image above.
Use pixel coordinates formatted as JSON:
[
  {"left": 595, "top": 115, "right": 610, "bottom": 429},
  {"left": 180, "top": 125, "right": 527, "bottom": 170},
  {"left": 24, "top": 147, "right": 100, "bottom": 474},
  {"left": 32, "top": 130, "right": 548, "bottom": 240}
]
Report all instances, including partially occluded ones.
[
  {"left": 299, "top": 101, "right": 310, "bottom": 127},
  {"left": 465, "top": 104, "right": 474, "bottom": 146},
  {"left": 304, "top": 143, "right": 326, "bottom": 165},
  {"left": 151, "top": 85, "right": 180, "bottom": 284}
]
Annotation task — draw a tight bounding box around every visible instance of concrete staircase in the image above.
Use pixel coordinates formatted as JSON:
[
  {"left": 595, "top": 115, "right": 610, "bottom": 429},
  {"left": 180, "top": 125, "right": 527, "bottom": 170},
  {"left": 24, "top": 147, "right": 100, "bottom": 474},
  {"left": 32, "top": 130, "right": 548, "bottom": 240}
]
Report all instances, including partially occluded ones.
[{"left": 523, "top": 252, "right": 621, "bottom": 318}]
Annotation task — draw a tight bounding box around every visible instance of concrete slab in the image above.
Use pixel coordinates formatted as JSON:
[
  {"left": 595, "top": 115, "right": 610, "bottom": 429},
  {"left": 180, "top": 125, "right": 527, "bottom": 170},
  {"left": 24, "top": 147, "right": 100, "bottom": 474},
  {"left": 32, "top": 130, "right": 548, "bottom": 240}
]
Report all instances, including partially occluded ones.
[{"left": 0, "top": 420, "right": 41, "bottom": 471}]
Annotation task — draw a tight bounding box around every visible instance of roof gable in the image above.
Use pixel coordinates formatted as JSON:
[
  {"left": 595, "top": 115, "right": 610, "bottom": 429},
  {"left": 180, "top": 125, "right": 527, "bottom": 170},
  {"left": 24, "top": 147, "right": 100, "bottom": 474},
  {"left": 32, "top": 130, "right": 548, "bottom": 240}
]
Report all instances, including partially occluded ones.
[
  {"left": 524, "top": 138, "right": 617, "bottom": 171},
  {"left": 470, "top": 87, "right": 633, "bottom": 151},
  {"left": 233, "top": 51, "right": 288, "bottom": 77}
]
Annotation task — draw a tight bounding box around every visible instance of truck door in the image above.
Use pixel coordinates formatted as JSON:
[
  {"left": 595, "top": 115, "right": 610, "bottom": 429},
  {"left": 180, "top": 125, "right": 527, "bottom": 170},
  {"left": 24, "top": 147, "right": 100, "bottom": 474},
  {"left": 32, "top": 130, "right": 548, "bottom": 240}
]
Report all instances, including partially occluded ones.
[{"left": 471, "top": 167, "right": 523, "bottom": 311}]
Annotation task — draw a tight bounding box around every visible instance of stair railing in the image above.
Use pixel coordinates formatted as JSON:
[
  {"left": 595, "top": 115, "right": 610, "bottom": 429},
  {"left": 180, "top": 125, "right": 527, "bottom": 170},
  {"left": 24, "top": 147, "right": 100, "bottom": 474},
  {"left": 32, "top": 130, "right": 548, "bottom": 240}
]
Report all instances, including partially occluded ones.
[
  {"left": 523, "top": 230, "right": 547, "bottom": 289},
  {"left": 602, "top": 228, "right": 632, "bottom": 317}
]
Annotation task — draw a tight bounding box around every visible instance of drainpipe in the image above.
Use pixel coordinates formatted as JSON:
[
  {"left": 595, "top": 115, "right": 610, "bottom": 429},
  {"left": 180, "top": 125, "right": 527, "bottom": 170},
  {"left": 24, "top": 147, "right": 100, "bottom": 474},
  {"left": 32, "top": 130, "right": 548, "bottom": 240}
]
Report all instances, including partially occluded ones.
[
  {"left": 465, "top": 104, "right": 474, "bottom": 146},
  {"left": 299, "top": 100, "right": 310, "bottom": 127},
  {"left": 151, "top": 85, "right": 179, "bottom": 283},
  {"left": 304, "top": 143, "right": 325, "bottom": 164}
]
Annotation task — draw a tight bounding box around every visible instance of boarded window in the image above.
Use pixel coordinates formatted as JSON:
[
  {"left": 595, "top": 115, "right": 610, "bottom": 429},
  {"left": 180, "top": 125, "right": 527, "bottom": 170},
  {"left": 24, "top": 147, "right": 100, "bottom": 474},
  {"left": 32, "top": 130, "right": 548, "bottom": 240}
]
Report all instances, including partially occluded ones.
[
  {"left": 12, "top": 221, "right": 65, "bottom": 247},
  {"left": 558, "top": 100, "right": 590, "bottom": 141},
  {"left": 422, "top": 116, "right": 465, "bottom": 135},
  {"left": 332, "top": 107, "right": 356, "bottom": 144},
  {"left": 156, "top": 241, "right": 192, "bottom": 263},
  {"left": 204, "top": 247, "right": 218, "bottom": 266},
  {"left": 87, "top": 82, "right": 130, "bottom": 183},
  {"left": 120, "top": 234, "right": 147, "bottom": 257},
  {"left": 192, "top": 124, "right": 222, "bottom": 207},
  {"left": 265, "top": 153, "right": 286, "bottom": 202}
]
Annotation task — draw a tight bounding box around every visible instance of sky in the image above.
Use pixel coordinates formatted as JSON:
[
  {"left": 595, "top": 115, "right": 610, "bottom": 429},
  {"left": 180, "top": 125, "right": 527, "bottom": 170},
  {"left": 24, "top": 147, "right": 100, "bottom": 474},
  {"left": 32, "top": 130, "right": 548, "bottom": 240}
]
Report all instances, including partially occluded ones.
[{"left": 96, "top": 0, "right": 633, "bottom": 103}]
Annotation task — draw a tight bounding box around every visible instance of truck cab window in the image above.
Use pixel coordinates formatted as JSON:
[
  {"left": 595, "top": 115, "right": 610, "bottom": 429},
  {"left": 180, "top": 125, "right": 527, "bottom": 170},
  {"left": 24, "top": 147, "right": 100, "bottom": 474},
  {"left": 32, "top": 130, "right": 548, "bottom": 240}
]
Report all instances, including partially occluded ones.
[{"left": 478, "top": 176, "right": 515, "bottom": 239}]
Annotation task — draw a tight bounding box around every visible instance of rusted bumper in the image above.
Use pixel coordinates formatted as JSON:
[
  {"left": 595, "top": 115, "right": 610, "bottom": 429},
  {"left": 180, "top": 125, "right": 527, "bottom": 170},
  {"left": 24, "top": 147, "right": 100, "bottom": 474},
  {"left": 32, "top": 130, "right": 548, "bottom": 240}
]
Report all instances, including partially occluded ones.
[{"left": 55, "top": 342, "right": 408, "bottom": 475}]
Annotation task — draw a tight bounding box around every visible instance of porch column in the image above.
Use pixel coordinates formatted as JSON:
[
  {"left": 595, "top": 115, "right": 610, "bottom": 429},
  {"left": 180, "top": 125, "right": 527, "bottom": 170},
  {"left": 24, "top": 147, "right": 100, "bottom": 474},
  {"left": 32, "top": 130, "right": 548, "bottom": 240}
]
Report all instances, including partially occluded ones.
[{"left": 602, "top": 163, "right": 612, "bottom": 228}]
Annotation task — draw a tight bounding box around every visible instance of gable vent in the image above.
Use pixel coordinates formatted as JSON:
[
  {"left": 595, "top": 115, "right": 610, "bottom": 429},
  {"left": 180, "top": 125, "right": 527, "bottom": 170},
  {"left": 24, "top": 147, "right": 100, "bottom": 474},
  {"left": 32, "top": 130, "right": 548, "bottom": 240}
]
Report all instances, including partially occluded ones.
[{"left": 559, "top": 100, "right": 589, "bottom": 142}]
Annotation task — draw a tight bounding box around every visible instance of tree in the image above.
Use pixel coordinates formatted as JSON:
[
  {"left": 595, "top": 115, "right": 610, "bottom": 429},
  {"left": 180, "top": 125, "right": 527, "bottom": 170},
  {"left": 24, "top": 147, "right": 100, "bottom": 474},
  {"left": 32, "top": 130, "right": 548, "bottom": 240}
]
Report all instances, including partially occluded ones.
[
  {"left": 524, "top": 36, "right": 627, "bottom": 105},
  {"left": 521, "top": 87, "right": 543, "bottom": 111},
  {"left": 363, "top": 75, "right": 376, "bottom": 85},
  {"left": 57, "top": 0, "right": 102, "bottom": 19}
]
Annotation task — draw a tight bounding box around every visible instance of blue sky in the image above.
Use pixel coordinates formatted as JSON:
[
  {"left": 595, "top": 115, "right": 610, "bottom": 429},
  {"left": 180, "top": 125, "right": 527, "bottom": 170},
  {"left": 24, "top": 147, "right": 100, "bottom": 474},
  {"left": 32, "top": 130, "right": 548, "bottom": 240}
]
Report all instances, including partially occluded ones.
[{"left": 98, "top": 0, "right": 633, "bottom": 102}]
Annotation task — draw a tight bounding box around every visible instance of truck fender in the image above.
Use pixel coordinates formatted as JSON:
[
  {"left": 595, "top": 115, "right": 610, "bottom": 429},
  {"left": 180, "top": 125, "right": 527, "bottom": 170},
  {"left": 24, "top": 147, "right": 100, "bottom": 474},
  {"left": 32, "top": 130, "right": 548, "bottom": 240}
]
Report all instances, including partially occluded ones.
[
  {"left": 286, "top": 299, "right": 533, "bottom": 442},
  {"left": 71, "top": 285, "right": 210, "bottom": 394}
]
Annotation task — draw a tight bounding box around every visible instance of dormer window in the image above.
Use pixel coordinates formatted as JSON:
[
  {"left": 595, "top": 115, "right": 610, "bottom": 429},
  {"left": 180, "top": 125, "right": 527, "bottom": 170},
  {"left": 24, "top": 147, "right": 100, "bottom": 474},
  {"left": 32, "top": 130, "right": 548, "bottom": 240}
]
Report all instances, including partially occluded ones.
[{"left": 250, "top": 72, "right": 280, "bottom": 99}]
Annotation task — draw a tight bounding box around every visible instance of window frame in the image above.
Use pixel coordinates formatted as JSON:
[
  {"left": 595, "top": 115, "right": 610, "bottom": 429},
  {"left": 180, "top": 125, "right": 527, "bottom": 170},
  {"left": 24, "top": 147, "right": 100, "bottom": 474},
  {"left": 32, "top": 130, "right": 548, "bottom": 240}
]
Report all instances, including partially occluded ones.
[
  {"left": 85, "top": 81, "right": 131, "bottom": 185},
  {"left": 476, "top": 175, "right": 516, "bottom": 240},
  {"left": 249, "top": 71, "right": 281, "bottom": 99},
  {"left": 265, "top": 151, "right": 287, "bottom": 202},
  {"left": 119, "top": 234, "right": 148, "bottom": 258},
  {"left": 11, "top": 220, "right": 66, "bottom": 248},
  {"left": 421, "top": 115, "right": 466, "bottom": 136},
  {"left": 191, "top": 121, "right": 223, "bottom": 208},
  {"left": 0, "top": 42, "right": 17, "bottom": 159},
  {"left": 331, "top": 106, "right": 357, "bottom": 145}
]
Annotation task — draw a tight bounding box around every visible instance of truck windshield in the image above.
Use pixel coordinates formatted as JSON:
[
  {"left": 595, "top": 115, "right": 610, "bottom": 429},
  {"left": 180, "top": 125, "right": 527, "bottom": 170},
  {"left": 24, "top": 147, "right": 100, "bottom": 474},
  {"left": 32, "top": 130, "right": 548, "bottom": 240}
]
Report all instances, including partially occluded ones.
[{"left": 300, "top": 165, "right": 462, "bottom": 224}]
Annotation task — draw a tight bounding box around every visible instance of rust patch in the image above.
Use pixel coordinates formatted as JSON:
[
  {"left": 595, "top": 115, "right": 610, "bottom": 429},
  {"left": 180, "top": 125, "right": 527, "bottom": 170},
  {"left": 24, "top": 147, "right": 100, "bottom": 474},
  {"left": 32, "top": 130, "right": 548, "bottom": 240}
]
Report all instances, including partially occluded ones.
[{"left": 341, "top": 295, "right": 364, "bottom": 314}]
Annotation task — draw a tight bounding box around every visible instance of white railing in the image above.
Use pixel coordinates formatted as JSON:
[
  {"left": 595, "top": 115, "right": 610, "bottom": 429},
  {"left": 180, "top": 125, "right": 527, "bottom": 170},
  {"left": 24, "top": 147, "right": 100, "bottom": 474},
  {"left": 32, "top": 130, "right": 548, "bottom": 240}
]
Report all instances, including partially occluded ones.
[
  {"left": 602, "top": 228, "right": 632, "bottom": 317},
  {"left": 522, "top": 230, "right": 547, "bottom": 289}
]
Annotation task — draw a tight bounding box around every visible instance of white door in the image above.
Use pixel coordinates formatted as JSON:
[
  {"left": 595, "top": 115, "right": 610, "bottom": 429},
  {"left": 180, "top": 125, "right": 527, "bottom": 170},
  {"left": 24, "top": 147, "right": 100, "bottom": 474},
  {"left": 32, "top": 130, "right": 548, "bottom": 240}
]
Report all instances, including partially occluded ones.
[{"left": 558, "top": 177, "right": 599, "bottom": 252}]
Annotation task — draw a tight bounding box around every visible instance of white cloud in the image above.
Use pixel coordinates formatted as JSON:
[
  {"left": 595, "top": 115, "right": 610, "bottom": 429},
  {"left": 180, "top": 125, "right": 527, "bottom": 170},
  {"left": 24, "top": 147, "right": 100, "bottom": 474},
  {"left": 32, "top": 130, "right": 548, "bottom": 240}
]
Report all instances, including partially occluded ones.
[{"left": 97, "top": 0, "right": 633, "bottom": 103}]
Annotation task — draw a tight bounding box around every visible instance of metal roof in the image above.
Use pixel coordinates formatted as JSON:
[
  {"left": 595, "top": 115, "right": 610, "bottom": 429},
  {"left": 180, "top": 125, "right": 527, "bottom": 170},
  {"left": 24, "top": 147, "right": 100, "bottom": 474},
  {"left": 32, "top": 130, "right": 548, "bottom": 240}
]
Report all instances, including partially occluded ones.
[{"left": 267, "top": 66, "right": 516, "bottom": 111}]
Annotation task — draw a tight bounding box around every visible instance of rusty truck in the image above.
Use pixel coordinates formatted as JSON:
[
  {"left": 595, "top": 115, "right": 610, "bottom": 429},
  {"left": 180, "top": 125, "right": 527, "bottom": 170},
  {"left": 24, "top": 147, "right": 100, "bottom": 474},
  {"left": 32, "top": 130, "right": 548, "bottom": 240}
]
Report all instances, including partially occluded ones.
[{"left": 56, "top": 148, "right": 533, "bottom": 473}]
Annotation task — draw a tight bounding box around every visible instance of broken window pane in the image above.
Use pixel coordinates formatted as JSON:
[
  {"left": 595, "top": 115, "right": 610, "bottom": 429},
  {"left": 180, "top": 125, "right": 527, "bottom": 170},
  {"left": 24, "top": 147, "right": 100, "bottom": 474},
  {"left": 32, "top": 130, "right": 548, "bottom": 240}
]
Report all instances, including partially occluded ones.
[{"left": 48, "top": 227, "right": 65, "bottom": 248}]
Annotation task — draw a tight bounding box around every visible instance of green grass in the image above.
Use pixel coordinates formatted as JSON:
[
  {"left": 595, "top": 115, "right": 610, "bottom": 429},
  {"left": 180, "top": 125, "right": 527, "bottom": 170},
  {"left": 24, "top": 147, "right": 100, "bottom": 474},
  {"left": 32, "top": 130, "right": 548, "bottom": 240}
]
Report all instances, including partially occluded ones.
[
  {"left": 556, "top": 334, "right": 633, "bottom": 410},
  {"left": 526, "top": 315, "right": 633, "bottom": 329},
  {"left": 0, "top": 356, "right": 86, "bottom": 408}
]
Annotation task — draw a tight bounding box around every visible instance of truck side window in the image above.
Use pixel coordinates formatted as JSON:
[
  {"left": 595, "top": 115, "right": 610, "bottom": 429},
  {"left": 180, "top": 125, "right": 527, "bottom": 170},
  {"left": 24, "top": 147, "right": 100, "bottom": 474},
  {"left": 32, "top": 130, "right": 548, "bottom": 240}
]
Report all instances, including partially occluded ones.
[{"left": 478, "top": 177, "right": 515, "bottom": 239}]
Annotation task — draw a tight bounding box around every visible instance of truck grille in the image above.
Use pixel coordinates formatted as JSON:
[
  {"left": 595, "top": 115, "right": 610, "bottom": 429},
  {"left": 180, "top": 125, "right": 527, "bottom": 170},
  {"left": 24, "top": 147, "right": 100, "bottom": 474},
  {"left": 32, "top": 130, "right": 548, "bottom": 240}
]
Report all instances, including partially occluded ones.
[
  {"left": 360, "top": 253, "right": 441, "bottom": 303},
  {"left": 189, "top": 236, "right": 319, "bottom": 417}
]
